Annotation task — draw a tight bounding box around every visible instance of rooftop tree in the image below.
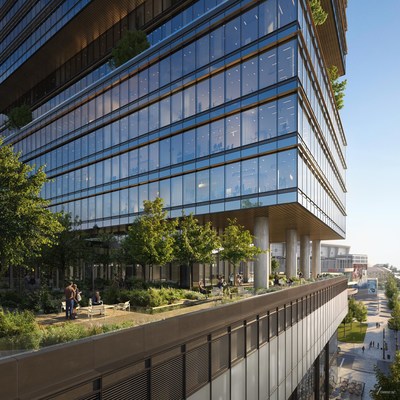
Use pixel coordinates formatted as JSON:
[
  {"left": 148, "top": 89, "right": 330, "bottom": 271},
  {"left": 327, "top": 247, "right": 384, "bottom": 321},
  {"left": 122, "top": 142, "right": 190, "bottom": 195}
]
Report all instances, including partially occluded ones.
[
  {"left": 6, "top": 104, "right": 32, "bottom": 130},
  {"left": 309, "top": 0, "right": 328, "bottom": 26},
  {"left": 220, "top": 219, "right": 263, "bottom": 286},
  {"left": 122, "top": 197, "right": 176, "bottom": 281},
  {"left": 110, "top": 30, "right": 150, "bottom": 68},
  {"left": 173, "top": 213, "right": 220, "bottom": 289},
  {"left": 328, "top": 65, "right": 347, "bottom": 110},
  {"left": 0, "top": 138, "right": 63, "bottom": 275}
]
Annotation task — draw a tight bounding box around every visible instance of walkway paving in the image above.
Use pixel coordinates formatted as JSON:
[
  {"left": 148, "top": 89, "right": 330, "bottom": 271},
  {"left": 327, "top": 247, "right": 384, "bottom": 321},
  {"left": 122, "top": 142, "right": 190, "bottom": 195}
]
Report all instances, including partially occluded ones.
[{"left": 334, "top": 291, "right": 396, "bottom": 399}]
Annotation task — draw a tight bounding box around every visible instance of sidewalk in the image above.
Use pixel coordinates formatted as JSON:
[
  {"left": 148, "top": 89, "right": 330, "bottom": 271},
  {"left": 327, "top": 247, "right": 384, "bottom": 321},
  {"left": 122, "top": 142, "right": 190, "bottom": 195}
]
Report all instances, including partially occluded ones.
[{"left": 335, "top": 291, "right": 396, "bottom": 398}]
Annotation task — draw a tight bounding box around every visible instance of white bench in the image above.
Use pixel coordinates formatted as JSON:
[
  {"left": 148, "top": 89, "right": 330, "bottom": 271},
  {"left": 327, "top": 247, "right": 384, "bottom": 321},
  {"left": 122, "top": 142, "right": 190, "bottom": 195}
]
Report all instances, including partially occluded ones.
[
  {"left": 114, "top": 301, "right": 130, "bottom": 311},
  {"left": 87, "top": 304, "right": 105, "bottom": 318}
]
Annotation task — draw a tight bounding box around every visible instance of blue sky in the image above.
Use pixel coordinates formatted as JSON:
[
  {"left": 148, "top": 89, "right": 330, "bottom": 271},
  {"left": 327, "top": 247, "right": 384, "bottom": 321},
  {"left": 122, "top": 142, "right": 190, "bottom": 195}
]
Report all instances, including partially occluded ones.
[{"left": 326, "top": 1, "right": 400, "bottom": 267}]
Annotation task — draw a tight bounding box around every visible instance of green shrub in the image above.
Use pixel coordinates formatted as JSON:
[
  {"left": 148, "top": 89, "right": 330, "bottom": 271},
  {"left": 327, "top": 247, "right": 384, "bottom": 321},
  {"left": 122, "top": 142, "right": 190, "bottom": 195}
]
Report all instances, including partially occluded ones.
[
  {"left": 147, "top": 288, "right": 166, "bottom": 307},
  {"left": 130, "top": 290, "right": 151, "bottom": 307},
  {"left": 103, "top": 286, "right": 120, "bottom": 304},
  {"left": 126, "top": 278, "right": 148, "bottom": 290},
  {"left": 0, "top": 291, "right": 23, "bottom": 310},
  {"left": 182, "top": 290, "right": 205, "bottom": 301},
  {"left": 0, "top": 308, "right": 42, "bottom": 350},
  {"left": 118, "top": 290, "right": 132, "bottom": 302},
  {"left": 40, "top": 321, "right": 135, "bottom": 347},
  {"left": 159, "top": 287, "right": 183, "bottom": 304}
]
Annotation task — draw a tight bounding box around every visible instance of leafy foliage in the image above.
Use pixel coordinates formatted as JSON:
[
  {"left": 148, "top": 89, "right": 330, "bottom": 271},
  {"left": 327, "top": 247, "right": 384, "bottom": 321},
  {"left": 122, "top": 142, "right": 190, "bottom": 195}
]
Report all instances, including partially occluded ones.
[
  {"left": 6, "top": 104, "right": 32, "bottom": 130},
  {"left": 271, "top": 258, "right": 280, "bottom": 275},
  {"left": 353, "top": 300, "right": 367, "bottom": 328},
  {"left": 220, "top": 219, "right": 263, "bottom": 284},
  {"left": 110, "top": 30, "right": 150, "bottom": 68},
  {"left": 0, "top": 308, "right": 41, "bottom": 350},
  {"left": 309, "top": 0, "right": 328, "bottom": 26},
  {"left": 122, "top": 198, "right": 177, "bottom": 279},
  {"left": 0, "top": 139, "right": 63, "bottom": 274},
  {"left": 385, "top": 275, "right": 399, "bottom": 308},
  {"left": 371, "top": 351, "right": 400, "bottom": 398},
  {"left": 35, "top": 213, "right": 87, "bottom": 280},
  {"left": 174, "top": 213, "right": 220, "bottom": 288},
  {"left": 40, "top": 320, "right": 134, "bottom": 347},
  {"left": 389, "top": 300, "right": 400, "bottom": 331},
  {"left": 328, "top": 65, "right": 347, "bottom": 110}
]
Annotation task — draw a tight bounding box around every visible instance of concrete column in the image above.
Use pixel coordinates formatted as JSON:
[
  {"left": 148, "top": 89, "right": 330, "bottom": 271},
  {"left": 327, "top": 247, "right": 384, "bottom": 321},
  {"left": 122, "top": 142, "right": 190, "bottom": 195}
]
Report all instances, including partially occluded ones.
[
  {"left": 300, "top": 235, "right": 311, "bottom": 279},
  {"left": 286, "top": 229, "right": 297, "bottom": 278},
  {"left": 254, "top": 217, "right": 270, "bottom": 289},
  {"left": 312, "top": 239, "right": 321, "bottom": 278}
]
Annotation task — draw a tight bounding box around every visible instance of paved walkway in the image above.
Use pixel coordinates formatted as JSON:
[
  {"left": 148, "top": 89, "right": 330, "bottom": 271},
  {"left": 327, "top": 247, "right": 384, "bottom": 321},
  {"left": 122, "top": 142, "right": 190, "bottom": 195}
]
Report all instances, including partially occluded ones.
[{"left": 334, "top": 291, "right": 396, "bottom": 399}]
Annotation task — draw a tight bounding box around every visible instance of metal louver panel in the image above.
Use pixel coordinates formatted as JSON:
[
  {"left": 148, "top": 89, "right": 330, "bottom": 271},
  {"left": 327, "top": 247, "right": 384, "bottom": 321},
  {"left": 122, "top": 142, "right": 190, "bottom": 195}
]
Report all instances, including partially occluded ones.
[
  {"left": 185, "top": 343, "right": 209, "bottom": 396},
  {"left": 151, "top": 355, "right": 184, "bottom": 400},
  {"left": 103, "top": 371, "right": 148, "bottom": 400},
  {"left": 211, "top": 335, "right": 229, "bottom": 378}
]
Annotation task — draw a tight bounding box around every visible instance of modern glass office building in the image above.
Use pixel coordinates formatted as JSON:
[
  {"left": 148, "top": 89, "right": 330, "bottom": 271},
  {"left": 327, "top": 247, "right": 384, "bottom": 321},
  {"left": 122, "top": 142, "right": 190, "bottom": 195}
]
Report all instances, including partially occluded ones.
[{"left": 0, "top": 0, "right": 347, "bottom": 282}]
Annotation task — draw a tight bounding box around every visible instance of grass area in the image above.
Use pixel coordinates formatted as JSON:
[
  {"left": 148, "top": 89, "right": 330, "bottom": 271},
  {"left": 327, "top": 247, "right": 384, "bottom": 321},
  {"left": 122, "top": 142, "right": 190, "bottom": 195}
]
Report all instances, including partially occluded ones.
[{"left": 338, "top": 322, "right": 367, "bottom": 343}]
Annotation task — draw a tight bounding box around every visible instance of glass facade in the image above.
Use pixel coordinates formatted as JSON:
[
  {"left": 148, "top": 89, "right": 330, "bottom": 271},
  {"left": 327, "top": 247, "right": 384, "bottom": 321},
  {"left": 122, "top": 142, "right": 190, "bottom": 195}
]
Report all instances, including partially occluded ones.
[{"left": 1, "top": 0, "right": 347, "bottom": 239}]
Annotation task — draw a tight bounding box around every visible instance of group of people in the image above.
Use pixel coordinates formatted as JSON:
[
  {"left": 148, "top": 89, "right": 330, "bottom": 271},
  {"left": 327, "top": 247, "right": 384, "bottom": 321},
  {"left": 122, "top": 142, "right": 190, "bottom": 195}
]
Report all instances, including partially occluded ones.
[
  {"left": 64, "top": 283, "right": 103, "bottom": 320},
  {"left": 64, "top": 282, "right": 82, "bottom": 320}
]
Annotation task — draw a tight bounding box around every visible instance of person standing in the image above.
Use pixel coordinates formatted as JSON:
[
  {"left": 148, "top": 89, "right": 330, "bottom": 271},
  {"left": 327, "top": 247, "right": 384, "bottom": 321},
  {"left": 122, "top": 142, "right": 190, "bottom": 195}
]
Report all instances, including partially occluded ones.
[
  {"left": 72, "top": 284, "right": 81, "bottom": 319},
  {"left": 64, "top": 282, "right": 75, "bottom": 320}
]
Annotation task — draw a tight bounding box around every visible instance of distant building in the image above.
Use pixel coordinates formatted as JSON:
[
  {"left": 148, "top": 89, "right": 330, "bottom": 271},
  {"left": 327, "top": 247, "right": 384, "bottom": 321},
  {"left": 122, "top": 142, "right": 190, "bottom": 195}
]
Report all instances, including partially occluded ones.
[
  {"left": 271, "top": 242, "right": 367, "bottom": 280},
  {"left": 367, "top": 264, "right": 392, "bottom": 283}
]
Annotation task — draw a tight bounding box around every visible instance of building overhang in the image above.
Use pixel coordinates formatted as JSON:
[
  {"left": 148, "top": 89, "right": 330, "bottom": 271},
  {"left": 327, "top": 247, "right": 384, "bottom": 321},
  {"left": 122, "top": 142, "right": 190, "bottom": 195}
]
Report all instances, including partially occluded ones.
[
  {"left": 315, "top": 0, "right": 348, "bottom": 76},
  {"left": 112, "top": 200, "right": 345, "bottom": 242}
]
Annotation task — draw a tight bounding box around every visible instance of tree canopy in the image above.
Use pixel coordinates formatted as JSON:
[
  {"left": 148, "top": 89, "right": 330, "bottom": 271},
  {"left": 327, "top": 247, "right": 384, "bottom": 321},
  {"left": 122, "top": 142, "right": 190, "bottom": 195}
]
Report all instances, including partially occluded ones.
[
  {"left": 6, "top": 104, "right": 32, "bottom": 130},
  {"left": 174, "top": 213, "right": 220, "bottom": 288},
  {"left": 122, "top": 198, "right": 176, "bottom": 279},
  {"left": 220, "top": 218, "right": 262, "bottom": 284},
  {"left": 0, "top": 139, "right": 63, "bottom": 274},
  {"left": 35, "top": 213, "right": 87, "bottom": 279},
  {"left": 371, "top": 351, "right": 400, "bottom": 398},
  {"left": 110, "top": 30, "right": 150, "bottom": 68},
  {"left": 389, "top": 301, "right": 400, "bottom": 331}
]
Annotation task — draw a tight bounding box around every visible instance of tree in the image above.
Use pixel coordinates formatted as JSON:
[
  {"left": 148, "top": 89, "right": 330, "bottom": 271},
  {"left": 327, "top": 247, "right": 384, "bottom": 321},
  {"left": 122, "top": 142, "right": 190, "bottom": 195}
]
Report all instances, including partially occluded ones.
[
  {"left": 35, "top": 213, "right": 88, "bottom": 286},
  {"left": 309, "top": 0, "right": 328, "bottom": 26},
  {"left": 220, "top": 219, "right": 263, "bottom": 286},
  {"left": 0, "top": 139, "right": 63, "bottom": 275},
  {"left": 173, "top": 214, "right": 220, "bottom": 289},
  {"left": 122, "top": 198, "right": 176, "bottom": 281},
  {"left": 342, "top": 297, "right": 355, "bottom": 336},
  {"left": 328, "top": 65, "right": 347, "bottom": 110},
  {"left": 385, "top": 276, "right": 399, "bottom": 298},
  {"left": 353, "top": 300, "right": 367, "bottom": 332},
  {"left": 110, "top": 30, "right": 150, "bottom": 68},
  {"left": 371, "top": 351, "right": 400, "bottom": 399},
  {"left": 6, "top": 104, "right": 32, "bottom": 130},
  {"left": 389, "top": 300, "right": 400, "bottom": 332}
]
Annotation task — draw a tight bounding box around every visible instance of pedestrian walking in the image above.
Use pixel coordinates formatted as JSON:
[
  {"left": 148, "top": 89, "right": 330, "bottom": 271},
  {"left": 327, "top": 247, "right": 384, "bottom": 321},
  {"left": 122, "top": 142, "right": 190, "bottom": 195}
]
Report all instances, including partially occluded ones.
[
  {"left": 369, "top": 341, "right": 372, "bottom": 348},
  {"left": 377, "top": 342, "right": 379, "bottom": 349},
  {"left": 362, "top": 345, "right": 365, "bottom": 353}
]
